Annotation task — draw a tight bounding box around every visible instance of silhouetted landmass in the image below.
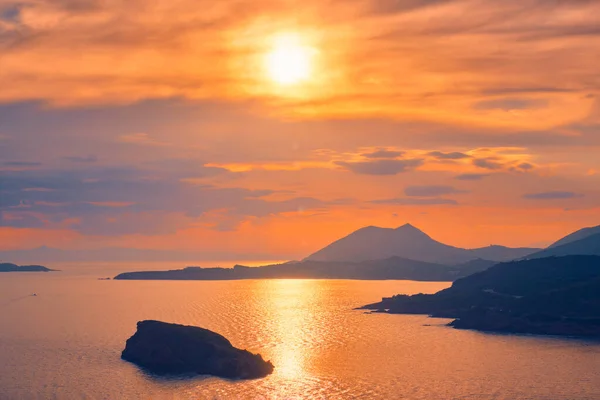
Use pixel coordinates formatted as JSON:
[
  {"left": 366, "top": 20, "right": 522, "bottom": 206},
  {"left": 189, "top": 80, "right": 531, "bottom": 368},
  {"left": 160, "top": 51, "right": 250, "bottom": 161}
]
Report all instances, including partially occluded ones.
[
  {"left": 549, "top": 224, "right": 600, "bottom": 248},
  {"left": 114, "top": 256, "right": 496, "bottom": 281},
  {"left": 121, "top": 320, "right": 273, "bottom": 379},
  {"left": 0, "top": 263, "right": 54, "bottom": 272},
  {"left": 451, "top": 258, "right": 498, "bottom": 272},
  {"left": 305, "top": 224, "right": 539, "bottom": 264},
  {"left": 468, "top": 245, "right": 538, "bottom": 262},
  {"left": 527, "top": 232, "right": 600, "bottom": 259},
  {"left": 361, "top": 256, "right": 600, "bottom": 337}
]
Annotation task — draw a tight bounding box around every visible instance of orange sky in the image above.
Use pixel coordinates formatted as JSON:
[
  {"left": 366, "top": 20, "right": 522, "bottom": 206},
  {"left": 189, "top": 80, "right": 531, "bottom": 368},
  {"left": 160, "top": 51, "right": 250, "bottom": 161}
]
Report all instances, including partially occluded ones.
[{"left": 1, "top": 0, "right": 599, "bottom": 260}]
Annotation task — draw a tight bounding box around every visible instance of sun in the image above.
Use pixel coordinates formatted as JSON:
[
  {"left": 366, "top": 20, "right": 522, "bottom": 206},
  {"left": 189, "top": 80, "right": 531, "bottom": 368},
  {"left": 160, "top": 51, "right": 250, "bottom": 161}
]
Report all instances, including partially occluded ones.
[{"left": 265, "top": 34, "right": 316, "bottom": 86}]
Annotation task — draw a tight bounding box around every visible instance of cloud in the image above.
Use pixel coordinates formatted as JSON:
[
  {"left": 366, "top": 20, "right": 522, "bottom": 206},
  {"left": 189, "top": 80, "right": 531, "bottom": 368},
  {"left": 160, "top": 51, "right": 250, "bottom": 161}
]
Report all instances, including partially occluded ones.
[
  {"left": 455, "top": 173, "right": 489, "bottom": 180},
  {"left": 361, "top": 149, "right": 405, "bottom": 159},
  {"left": 86, "top": 201, "right": 135, "bottom": 208},
  {"left": 197, "top": 144, "right": 541, "bottom": 176},
  {"left": 427, "top": 151, "right": 470, "bottom": 160},
  {"left": 371, "top": 197, "right": 458, "bottom": 205},
  {"left": 335, "top": 158, "right": 424, "bottom": 175},
  {"left": 3, "top": 161, "right": 42, "bottom": 167},
  {"left": 0, "top": 5, "right": 20, "bottom": 22},
  {"left": 523, "top": 191, "right": 583, "bottom": 200},
  {"left": 2, "top": 161, "right": 42, "bottom": 168},
  {"left": 473, "top": 98, "right": 548, "bottom": 111},
  {"left": 404, "top": 185, "right": 467, "bottom": 197},
  {"left": 481, "top": 87, "right": 575, "bottom": 95},
  {"left": 0, "top": 166, "right": 330, "bottom": 235},
  {"left": 513, "top": 162, "right": 534, "bottom": 171},
  {"left": 1, "top": 2, "right": 600, "bottom": 253},
  {"left": 366, "top": 0, "right": 450, "bottom": 15},
  {"left": 62, "top": 155, "right": 98, "bottom": 163},
  {"left": 0, "top": 0, "right": 595, "bottom": 132},
  {"left": 117, "top": 133, "right": 170, "bottom": 147},
  {"left": 473, "top": 157, "right": 504, "bottom": 170},
  {"left": 233, "top": 197, "right": 326, "bottom": 217}
]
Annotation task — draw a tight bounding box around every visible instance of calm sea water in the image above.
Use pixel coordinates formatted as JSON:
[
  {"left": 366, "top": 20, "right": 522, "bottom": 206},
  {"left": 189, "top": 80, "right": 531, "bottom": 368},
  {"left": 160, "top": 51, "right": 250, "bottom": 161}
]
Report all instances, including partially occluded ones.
[{"left": 1, "top": 266, "right": 600, "bottom": 400}]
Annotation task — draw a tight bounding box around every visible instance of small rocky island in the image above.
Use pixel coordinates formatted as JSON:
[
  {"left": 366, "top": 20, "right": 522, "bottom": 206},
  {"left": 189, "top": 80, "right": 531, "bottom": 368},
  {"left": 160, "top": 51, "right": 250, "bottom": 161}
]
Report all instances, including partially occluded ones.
[
  {"left": 0, "top": 263, "right": 54, "bottom": 272},
  {"left": 362, "top": 255, "right": 600, "bottom": 337},
  {"left": 122, "top": 320, "right": 274, "bottom": 379}
]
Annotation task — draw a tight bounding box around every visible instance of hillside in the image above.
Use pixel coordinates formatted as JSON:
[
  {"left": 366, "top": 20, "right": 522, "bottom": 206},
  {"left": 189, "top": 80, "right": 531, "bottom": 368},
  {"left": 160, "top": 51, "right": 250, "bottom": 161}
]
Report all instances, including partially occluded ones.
[
  {"left": 362, "top": 255, "right": 600, "bottom": 336},
  {"left": 549, "top": 224, "right": 600, "bottom": 248},
  {"left": 527, "top": 232, "right": 600, "bottom": 259}
]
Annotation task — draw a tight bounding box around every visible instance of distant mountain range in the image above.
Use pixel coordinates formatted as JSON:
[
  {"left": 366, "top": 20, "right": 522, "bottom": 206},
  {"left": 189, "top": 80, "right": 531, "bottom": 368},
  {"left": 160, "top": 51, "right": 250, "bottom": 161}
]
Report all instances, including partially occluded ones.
[
  {"left": 4, "top": 223, "right": 600, "bottom": 283},
  {"left": 305, "top": 223, "right": 540, "bottom": 265},
  {"left": 115, "top": 223, "right": 600, "bottom": 282}
]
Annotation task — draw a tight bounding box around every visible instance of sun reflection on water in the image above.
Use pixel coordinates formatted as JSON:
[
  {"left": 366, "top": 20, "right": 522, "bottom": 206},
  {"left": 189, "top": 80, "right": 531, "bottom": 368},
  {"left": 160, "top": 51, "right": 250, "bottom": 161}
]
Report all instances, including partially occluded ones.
[{"left": 255, "top": 279, "right": 324, "bottom": 390}]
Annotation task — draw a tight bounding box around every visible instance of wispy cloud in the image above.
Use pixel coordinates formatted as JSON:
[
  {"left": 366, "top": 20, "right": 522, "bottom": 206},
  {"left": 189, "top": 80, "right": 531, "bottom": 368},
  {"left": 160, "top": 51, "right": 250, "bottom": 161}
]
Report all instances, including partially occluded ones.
[
  {"left": 523, "top": 191, "right": 584, "bottom": 200},
  {"left": 404, "top": 185, "right": 468, "bottom": 197},
  {"left": 454, "top": 173, "right": 489, "bottom": 181},
  {"left": 0, "top": 0, "right": 596, "bottom": 130},
  {"left": 428, "top": 151, "right": 470, "bottom": 160},
  {"left": 473, "top": 98, "right": 548, "bottom": 111},
  {"left": 117, "top": 133, "right": 170, "bottom": 147},
  {"left": 335, "top": 158, "right": 424, "bottom": 175},
  {"left": 361, "top": 149, "right": 405, "bottom": 159},
  {"left": 473, "top": 157, "right": 504, "bottom": 170},
  {"left": 0, "top": 1, "right": 599, "bottom": 254},
  {"left": 63, "top": 155, "right": 98, "bottom": 163},
  {"left": 371, "top": 197, "right": 458, "bottom": 206},
  {"left": 3, "top": 161, "right": 42, "bottom": 167}
]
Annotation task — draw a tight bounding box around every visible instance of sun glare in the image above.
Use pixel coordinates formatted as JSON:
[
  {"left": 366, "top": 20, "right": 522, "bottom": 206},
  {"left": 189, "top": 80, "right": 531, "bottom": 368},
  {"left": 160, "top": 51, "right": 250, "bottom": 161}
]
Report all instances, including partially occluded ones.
[{"left": 265, "top": 34, "right": 316, "bottom": 86}]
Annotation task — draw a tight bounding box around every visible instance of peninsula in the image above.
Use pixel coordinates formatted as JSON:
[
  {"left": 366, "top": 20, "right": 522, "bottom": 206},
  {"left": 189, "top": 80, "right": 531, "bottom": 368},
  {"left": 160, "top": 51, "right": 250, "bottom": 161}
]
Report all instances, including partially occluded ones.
[{"left": 361, "top": 255, "right": 600, "bottom": 337}]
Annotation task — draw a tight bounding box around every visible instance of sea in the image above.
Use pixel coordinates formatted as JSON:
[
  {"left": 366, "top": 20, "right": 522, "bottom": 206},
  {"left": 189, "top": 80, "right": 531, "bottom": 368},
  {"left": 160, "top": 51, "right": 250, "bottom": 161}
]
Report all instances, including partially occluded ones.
[{"left": 1, "top": 262, "right": 600, "bottom": 400}]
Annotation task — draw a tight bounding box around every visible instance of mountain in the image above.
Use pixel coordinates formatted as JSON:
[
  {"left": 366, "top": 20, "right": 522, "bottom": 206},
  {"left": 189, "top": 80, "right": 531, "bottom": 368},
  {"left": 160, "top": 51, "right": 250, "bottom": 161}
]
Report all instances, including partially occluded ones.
[
  {"left": 469, "top": 245, "right": 539, "bottom": 262},
  {"left": 305, "top": 224, "right": 469, "bottom": 264},
  {"left": 451, "top": 258, "right": 498, "bottom": 271},
  {"left": 362, "top": 255, "right": 600, "bottom": 337},
  {"left": 305, "top": 224, "right": 539, "bottom": 265},
  {"left": 527, "top": 232, "right": 600, "bottom": 259},
  {"left": 548, "top": 224, "right": 600, "bottom": 248},
  {"left": 114, "top": 256, "right": 494, "bottom": 282}
]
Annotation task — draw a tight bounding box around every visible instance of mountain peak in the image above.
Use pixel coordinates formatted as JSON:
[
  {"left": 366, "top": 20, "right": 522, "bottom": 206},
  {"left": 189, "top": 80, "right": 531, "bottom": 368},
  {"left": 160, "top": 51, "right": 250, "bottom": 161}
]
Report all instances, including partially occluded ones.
[
  {"left": 305, "top": 222, "right": 538, "bottom": 264},
  {"left": 397, "top": 223, "right": 418, "bottom": 230},
  {"left": 395, "top": 223, "right": 429, "bottom": 237}
]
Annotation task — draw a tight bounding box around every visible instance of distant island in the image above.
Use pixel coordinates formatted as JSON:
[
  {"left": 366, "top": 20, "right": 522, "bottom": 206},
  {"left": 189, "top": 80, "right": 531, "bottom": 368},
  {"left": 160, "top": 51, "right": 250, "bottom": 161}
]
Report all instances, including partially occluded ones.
[
  {"left": 0, "top": 263, "right": 54, "bottom": 272},
  {"left": 114, "top": 257, "right": 496, "bottom": 281},
  {"left": 361, "top": 255, "right": 600, "bottom": 337}
]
